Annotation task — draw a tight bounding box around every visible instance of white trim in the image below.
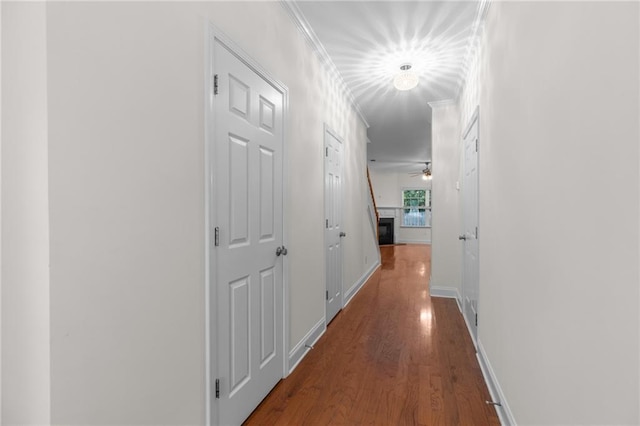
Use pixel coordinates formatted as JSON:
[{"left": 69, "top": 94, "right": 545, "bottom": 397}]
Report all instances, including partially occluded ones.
[
  {"left": 460, "top": 106, "right": 480, "bottom": 350},
  {"left": 378, "top": 207, "right": 432, "bottom": 214},
  {"left": 344, "top": 262, "right": 380, "bottom": 308},
  {"left": 428, "top": 99, "right": 457, "bottom": 109},
  {"left": 429, "top": 286, "right": 461, "bottom": 303},
  {"left": 210, "top": 27, "right": 289, "bottom": 93},
  {"left": 479, "top": 0, "right": 492, "bottom": 22},
  {"left": 324, "top": 123, "right": 345, "bottom": 324},
  {"left": 461, "top": 297, "right": 478, "bottom": 350},
  {"left": 281, "top": 41, "right": 292, "bottom": 381},
  {"left": 203, "top": 19, "right": 213, "bottom": 426},
  {"left": 280, "top": 0, "right": 369, "bottom": 128},
  {"left": 365, "top": 183, "right": 382, "bottom": 268},
  {"left": 288, "top": 319, "right": 326, "bottom": 374},
  {"left": 397, "top": 238, "right": 431, "bottom": 244},
  {"left": 463, "top": 105, "right": 480, "bottom": 140},
  {"left": 477, "top": 339, "right": 516, "bottom": 426},
  {"left": 0, "top": 1, "right": 3, "bottom": 419},
  {"left": 456, "top": 0, "right": 491, "bottom": 100},
  {"left": 205, "top": 23, "right": 290, "bottom": 425},
  {"left": 367, "top": 204, "right": 377, "bottom": 243}
]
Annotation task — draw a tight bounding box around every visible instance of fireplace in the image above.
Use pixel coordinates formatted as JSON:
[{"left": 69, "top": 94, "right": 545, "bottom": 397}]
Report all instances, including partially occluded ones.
[{"left": 378, "top": 218, "right": 394, "bottom": 245}]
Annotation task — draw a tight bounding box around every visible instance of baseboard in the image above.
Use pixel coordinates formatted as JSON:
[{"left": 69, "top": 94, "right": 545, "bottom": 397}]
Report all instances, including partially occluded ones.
[
  {"left": 344, "top": 261, "right": 380, "bottom": 307},
  {"left": 477, "top": 339, "right": 516, "bottom": 426},
  {"left": 288, "top": 318, "right": 325, "bottom": 374},
  {"left": 288, "top": 261, "right": 380, "bottom": 374},
  {"left": 396, "top": 239, "right": 431, "bottom": 244},
  {"left": 430, "top": 285, "right": 460, "bottom": 301}
]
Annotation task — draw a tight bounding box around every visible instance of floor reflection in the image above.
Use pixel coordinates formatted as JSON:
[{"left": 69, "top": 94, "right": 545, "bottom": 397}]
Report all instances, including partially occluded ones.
[
  {"left": 245, "top": 243, "right": 499, "bottom": 425},
  {"left": 417, "top": 262, "right": 427, "bottom": 277},
  {"left": 420, "top": 307, "right": 433, "bottom": 331},
  {"left": 380, "top": 245, "right": 396, "bottom": 270}
]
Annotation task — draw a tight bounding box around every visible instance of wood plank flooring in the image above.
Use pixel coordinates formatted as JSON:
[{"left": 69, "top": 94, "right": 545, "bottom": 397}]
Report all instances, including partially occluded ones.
[{"left": 244, "top": 244, "right": 500, "bottom": 425}]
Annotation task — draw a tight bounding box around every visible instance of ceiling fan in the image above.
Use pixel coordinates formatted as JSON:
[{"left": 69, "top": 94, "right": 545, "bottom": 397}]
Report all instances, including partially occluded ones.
[
  {"left": 409, "top": 162, "right": 432, "bottom": 180},
  {"left": 368, "top": 159, "right": 432, "bottom": 180}
]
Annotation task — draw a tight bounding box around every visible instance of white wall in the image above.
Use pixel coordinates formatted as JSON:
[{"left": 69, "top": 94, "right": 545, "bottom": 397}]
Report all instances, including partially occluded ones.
[
  {"left": 1, "top": 2, "right": 3, "bottom": 420},
  {"left": 342, "top": 126, "right": 380, "bottom": 299},
  {"left": 368, "top": 169, "right": 401, "bottom": 207},
  {"left": 475, "top": 2, "right": 639, "bottom": 424},
  {"left": 429, "top": 101, "right": 461, "bottom": 298},
  {"left": 41, "top": 2, "right": 375, "bottom": 424},
  {"left": 1, "top": 2, "right": 51, "bottom": 424},
  {"left": 369, "top": 169, "right": 432, "bottom": 243}
]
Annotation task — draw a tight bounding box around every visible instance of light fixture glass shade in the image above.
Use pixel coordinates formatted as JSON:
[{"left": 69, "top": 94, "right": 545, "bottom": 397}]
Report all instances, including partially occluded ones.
[{"left": 394, "top": 67, "right": 419, "bottom": 91}]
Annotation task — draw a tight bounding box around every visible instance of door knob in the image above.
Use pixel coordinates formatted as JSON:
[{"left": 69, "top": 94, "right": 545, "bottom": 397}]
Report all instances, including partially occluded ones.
[
  {"left": 458, "top": 235, "right": 467, "bottom": 240},
  {"left": 281, "top": 246, "right": 288, "bottom": 256},
  {"left": 339, "top": 232, "right": 346, "bottom": 237},
  {"left": 276, "top": 246, "right": 283, "bottom": 256}
]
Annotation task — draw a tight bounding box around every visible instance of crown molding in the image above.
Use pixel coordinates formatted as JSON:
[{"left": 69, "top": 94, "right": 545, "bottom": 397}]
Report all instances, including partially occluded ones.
[
  {"left": 478, "top": 0, "right": 492, "bottom": 23},
  {"left": 280, "top": 0, "right": 370, "bottom": 128},
  {"left": 428, "top": 99, "right": 457, "bottom": 109},
  {"left": 455, "top": 0, "right": 492, "bottom": 100}
]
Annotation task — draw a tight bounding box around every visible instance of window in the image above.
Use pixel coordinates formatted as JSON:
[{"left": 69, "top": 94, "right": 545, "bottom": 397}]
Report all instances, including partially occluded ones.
[{"left": 402, "top": 189, "right": 431, "bottom": 227}]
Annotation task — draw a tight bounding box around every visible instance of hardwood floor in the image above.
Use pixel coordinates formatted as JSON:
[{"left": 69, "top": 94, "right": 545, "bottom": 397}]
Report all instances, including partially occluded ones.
[{"left": 244, "top": 244, "right": 500, "bottom": 425}]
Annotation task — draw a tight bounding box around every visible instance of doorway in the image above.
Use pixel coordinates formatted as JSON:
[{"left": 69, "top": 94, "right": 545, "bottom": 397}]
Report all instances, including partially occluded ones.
[
  {"left": 324, "top": 125, "right": 344, "bottom": 324},
  {"left": 206, "top": 27, "right": 288, "bottom": 426},
  {"left": 461, "top": 107, "right": 479, "bottom": 345}
]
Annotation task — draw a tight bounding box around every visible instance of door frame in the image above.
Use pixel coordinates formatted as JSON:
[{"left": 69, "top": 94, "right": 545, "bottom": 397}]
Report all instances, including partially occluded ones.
[
  {"left": 323, "top": 124, "right": 344, "bottom": 324},
  {"left": 460, "top": 105, "right": 480, "bottom": 347},
  {"left": 204, "top": 23, "right": 290, "bottom": 426}
]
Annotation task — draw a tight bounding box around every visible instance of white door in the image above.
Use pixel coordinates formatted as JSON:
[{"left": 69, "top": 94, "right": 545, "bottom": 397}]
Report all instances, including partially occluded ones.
[
  {"left": 324, "top": 126, "right": 344, "bottom": 324},
  {"left": 213, "top": 38, "right": 284, "bottom": 426},
  {"left": 461, "top": 111, "right": 479, "bottom": 344}
]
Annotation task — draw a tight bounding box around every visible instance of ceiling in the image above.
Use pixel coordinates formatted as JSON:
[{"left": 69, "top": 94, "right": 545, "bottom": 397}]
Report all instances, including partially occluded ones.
[{"left": 294, "top": 1, "right": 482, "bottom": 174}]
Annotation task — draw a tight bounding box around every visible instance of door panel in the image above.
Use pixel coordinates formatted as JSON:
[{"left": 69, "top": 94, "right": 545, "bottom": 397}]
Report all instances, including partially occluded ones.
[
  {"left": 229, "top": 276, "right": 250, "bottom": 394},
  {"left": 214, "top": 38, "right": 284, "bottom": 426},
  {"left": 259, "top": 147, "right": 275, "bottom": 241},
  {"left": 259, "top": 267, "right": 276, "bottom": 366},
  {"left": 229, "top": 135, "right": 250, "bottom": 247},
  {"left": 462, "top": 113, "right": 479, "bottom": 344},
  {"left": 229, "top": 75, "right": 250, "bottom": 119},
  {"left": 259, "top": 97, "right": 275, "bottom": 132},
  {"left": 325, "top": 128, "right": 343, "bottom": 324}
]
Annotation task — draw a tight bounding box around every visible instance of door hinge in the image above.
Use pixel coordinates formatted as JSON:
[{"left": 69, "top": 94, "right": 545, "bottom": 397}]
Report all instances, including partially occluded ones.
[
  {"left": 213, "top": 74, "right": 219, "bottom": 95},
  {"left": 325, "top": 147, "right": 328, "bottom": 157},
  {"left": 326, "top": 219, "right": 329, "bottom": 228},
  {"left": 215, "top": 379, "right": 220, "bottom": 399},
  {"left": 475, "top": 313, "right": 478, "bottom": 327},
  {"left": 475, "top": 138, "right": 479, "bottom": 152},
  {"left": 475, "top": 226, "right": 478, "bottom": 239},
  {"left": 214, "top": 227, "right": 220, "bottom": 247},
  {"left": 326, "top": 290, "right": 329, "bottom": 301}
]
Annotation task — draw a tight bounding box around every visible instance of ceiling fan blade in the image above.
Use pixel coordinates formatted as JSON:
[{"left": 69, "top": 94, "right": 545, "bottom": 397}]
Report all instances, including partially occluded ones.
[
  {"left": 370, "top": 159, "right": 428, "bottom": 163},
  {"left": 369, "top": 159, "right": 432, "bottom": 174}
]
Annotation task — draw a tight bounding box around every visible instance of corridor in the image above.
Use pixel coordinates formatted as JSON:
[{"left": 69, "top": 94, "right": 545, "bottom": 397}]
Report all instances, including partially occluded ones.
[{"left": 245, "top": 245, "right": 500, "bottom": 425}]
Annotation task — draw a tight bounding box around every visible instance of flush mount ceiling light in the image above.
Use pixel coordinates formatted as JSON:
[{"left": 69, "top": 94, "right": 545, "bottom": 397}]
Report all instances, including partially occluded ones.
[{"left": 393, "top": 63, "right": 419, "bottom": 91}]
